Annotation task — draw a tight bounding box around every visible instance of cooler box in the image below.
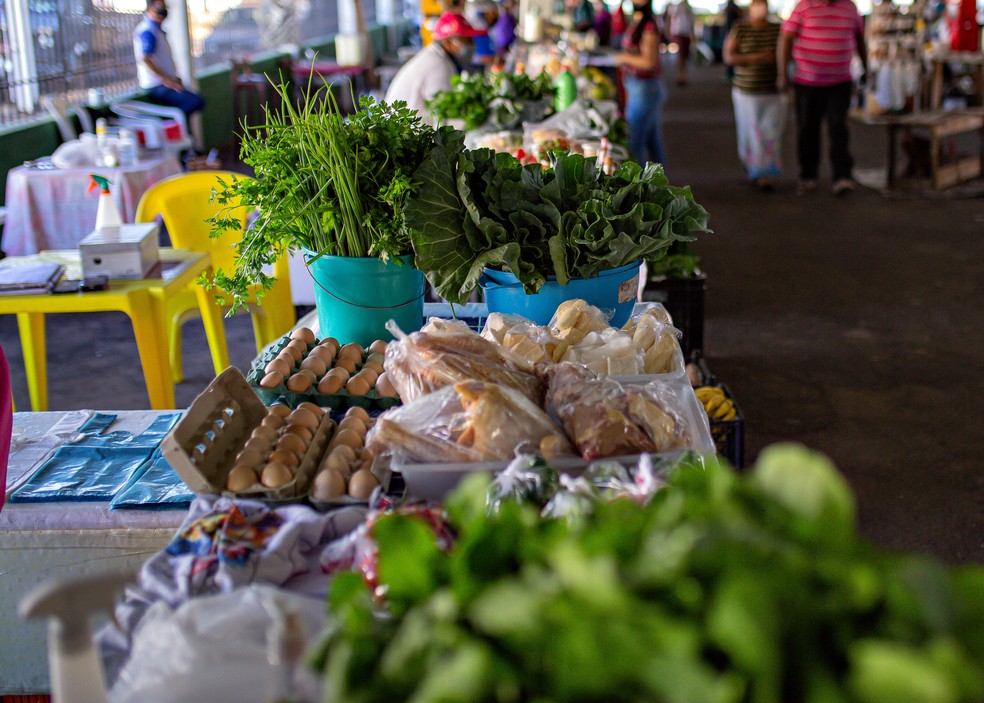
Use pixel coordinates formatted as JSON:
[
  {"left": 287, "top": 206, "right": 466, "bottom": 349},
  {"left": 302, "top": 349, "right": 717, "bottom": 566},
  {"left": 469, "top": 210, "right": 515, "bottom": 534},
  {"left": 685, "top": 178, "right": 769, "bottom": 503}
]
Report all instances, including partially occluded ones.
[{"left": 79, "top": 223, "right": 160, "bottom": 280}]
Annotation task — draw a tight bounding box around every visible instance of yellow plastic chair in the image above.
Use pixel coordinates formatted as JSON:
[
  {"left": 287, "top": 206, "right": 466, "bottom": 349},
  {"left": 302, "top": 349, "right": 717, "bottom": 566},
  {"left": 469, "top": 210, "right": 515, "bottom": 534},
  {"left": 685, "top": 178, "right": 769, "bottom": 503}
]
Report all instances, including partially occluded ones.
[{"left": 136, "top": 171, "right": 296, "bottom": 382}]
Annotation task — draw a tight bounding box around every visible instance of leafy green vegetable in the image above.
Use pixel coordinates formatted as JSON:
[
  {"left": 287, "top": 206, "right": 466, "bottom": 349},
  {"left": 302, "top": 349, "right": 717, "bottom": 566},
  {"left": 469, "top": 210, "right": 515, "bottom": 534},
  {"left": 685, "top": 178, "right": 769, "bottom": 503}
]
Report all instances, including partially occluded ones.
[
  {"left": 313, "top": 445, "right": 984, "bottom": 703},
  {"left": 203, "top": 87, "right": 438, "bottom": 311},
  {"left": 407, "top": 137, "right": 712, "bottom": 304},
  {"left": 426, "top": 71, "right": 557, "bottom": 130}
]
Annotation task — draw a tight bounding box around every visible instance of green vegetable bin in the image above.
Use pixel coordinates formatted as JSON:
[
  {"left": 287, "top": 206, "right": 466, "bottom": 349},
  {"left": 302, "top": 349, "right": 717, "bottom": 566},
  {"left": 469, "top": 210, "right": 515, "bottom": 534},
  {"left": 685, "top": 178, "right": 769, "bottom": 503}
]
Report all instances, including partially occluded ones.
[
  {"left": 480, "top": 261, "right": 642, "bottom": 326},
  {"left": 305, "top": 252, "right": 425, "bottom": 346}
]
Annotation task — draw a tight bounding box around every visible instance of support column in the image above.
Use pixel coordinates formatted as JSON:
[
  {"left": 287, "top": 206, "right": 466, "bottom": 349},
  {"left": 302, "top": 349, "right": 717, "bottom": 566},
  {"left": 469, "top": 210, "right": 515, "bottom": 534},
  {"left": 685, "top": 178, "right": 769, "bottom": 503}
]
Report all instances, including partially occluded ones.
[{"left": 166, "top": 0, "right": 203, "bottom": 150}]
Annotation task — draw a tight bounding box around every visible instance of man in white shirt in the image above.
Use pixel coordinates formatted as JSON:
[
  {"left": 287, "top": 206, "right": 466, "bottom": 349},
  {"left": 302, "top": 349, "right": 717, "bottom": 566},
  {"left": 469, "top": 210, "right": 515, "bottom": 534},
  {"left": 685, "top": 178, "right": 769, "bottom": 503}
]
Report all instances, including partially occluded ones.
[
  {"left": 133, "top": 0, "right": 205, "bottom": 116},
  {"left": 384, "top": 12, "right": 485, "bottom": 117}
]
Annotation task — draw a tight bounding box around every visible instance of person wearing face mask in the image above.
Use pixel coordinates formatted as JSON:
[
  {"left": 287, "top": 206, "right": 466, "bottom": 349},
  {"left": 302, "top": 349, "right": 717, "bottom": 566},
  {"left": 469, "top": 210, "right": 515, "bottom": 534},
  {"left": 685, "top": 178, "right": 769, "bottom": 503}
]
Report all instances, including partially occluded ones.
[
  {"left": 615, "top": 1, "right": 666, "bottom": 166},
  {"left": 385, "top": 12, "right": 484, "bottom": 119},
  {"left": 723, "top": 0, "right": 784, "bottom": 190},
  {"left": 133, "top": 0, "right": 205, "bottom": 116}
]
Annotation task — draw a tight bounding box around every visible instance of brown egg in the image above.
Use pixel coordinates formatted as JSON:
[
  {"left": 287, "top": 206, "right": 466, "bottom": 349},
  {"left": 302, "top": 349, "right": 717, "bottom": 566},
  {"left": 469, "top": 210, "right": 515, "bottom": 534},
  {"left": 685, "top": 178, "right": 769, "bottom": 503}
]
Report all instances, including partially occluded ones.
[
  {"left": 317, "top": 374, "right": 344, "bottom": 395},
  {"left": 331, "top": 427, "right": 363, "bottom": 450},
  {"left": 276, "top": 433, "right": 307, "bottom": 457},
  {"left": 333, "top": 357, "right": 357, "bottom": 374},
  {"left": 321, "top": 450, "right": 353, "bottom": 477},
  {"left": 261, "top": 462, "right": 293, "bottom": 488},
  {"left": 346, "top": 376, "right": 371, "bottom": 396},
  {"left": 261, "top": 417, "right": 285, "bottom": 433},
  {"left": 235, "top": 447, "right": 265, "bottom": 469},
  {"left": 283, "top": 423, "right": 313, "bottom": 444},
  {"left": 359, "top": 447, "right": 375, "bottom": 466},
  {"left": 251, "top": 425, "right": 278, "bottom": 444},
  {"left": 270, "top": 404, "right": 292, "bottom": 418},
  {"left": 286, "top": 372, "right": 313, "bottom": 393},
  {"left": 355, "top": 368, "right": 378, "bottom": 386},
  {"left": 375, "top": 372, "right": 398, "bottom": 397},
  {"left": 345, "top": 406, "right": 371, "bottom": 423},
  {"left": 280, "top": 345, "right": 304, "bottom": 363},
  {"left": 368, "top": 340, "right": 388, "bottom": 355},
  {"left": 286, "top": 338, "right": 308, "bottom": 351},
  {"left": 311, "top": 469, "right": 346, "bottom": 501},
  {"left": 268, "top": 448, "right": 300, "bottom": 469},
  {"left": 326, "top": 366, "right": 351, "bottom": 383},
  {"left": 275, "top": 352, "right": 297, "bottom": 369},
  {"left": 362, "top": 361, "right": 385, "bottom": 375},
  {"left": 297, "top": 402, "right": 324, "bottom": 418},
  {"left": 287, "top": 407, "right": 320, "bottom": 431},
  {"left": 243, "top": 436, "right": 273, "bottom": 455},
  {"left": 337, "top": 415, "right": 367, "bottom": 439},
  {"left": 299, "top": 355, "right": 328, "bottom": 377},
  {"left": 226, "top": 465, "right": 258, "bottom": 492},
  {"left": 348, "top": 469, "right": 379, "bottom": 500},
  {"left": 291, "top": 327, "right": 316, "bottom": 345},
  {"left": 264, "top": 357, "right": 292, "bottom": 377},
  {"left": 338, "top": 342, "right": 364, "bottom": 361},
  {"left": 308, "top": 345, "right": 335, "bottom": 363},
  {"left": 330, "top": 444, "right": 358, "bottom": 464},
  {"left": 259, "top": 372, "right": 284, "bottom": 389},
  {"left": 322, "top": 337, "right": 340, "bottom": 350}
]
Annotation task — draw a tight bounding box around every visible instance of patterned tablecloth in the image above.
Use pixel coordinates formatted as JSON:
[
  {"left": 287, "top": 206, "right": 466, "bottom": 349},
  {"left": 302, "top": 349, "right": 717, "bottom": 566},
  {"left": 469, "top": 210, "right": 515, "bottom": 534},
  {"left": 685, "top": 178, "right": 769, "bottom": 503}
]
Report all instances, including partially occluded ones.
[{"left": 2, "top": 153, "right": 182, "bottom": 256}]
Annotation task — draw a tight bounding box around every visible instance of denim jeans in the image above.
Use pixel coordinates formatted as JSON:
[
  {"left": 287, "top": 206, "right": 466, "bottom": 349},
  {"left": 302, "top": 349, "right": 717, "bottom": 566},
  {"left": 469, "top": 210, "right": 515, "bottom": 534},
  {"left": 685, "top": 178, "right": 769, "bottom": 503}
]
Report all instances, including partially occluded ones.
[
  {"left": 793, "top": 81, "right": 853, "bottom": 181},
  {"left": 623, "top": 74, "right": 667, "bottom": 166},
  {"left": 147, "top": 85, "right": 206, "bottom": 116}
]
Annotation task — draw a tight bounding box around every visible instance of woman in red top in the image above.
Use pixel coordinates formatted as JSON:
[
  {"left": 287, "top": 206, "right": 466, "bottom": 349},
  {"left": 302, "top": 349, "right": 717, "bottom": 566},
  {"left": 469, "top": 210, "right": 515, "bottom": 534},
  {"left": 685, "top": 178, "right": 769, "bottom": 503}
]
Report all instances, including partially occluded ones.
[{"left": 616, "top": 1, "right": 666, "bottom": 165}]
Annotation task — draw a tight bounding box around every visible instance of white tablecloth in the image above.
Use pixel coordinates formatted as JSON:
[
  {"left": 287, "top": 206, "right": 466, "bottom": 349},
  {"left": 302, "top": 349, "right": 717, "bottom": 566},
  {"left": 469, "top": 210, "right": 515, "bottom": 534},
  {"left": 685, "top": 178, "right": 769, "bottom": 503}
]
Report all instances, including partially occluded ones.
[
  {"left": 2, "top": 154, "right": 182, "bottom": 256},
  {"left": 1, "top": 410, "right": 187, "bottom": 695}
]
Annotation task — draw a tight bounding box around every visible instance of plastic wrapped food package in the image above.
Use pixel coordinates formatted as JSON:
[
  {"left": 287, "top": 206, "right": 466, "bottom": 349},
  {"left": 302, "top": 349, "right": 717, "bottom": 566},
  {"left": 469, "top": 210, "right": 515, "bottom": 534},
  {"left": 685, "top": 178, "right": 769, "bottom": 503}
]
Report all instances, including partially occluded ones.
[
  {"left": 548, "top": 298, "right": 613, "bottom": 347},
  {"left": 366, "top": 381, "right": 574, "bottom": 465},
  {"left": 560, "top": 327, "right": 644, "bottom": 376},
  {"left": 383, "top": 321, "right": 543, "bottom": 404},
  {"left": 419, "top": 317, "right": 476, "bottom": 336},
  {"left": 621, "top": 304, "right": 684, "bottom": 375},
  {"left": 543, "top": 363, "right": 710, "bottom": 460},
  {"left": 481, "top": 313, "right": 569, "bottom": 366}
]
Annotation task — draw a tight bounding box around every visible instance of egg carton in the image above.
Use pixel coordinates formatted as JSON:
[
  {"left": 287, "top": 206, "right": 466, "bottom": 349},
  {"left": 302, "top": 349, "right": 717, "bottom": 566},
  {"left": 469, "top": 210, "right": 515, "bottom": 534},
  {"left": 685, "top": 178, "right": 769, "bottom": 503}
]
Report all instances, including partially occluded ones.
[
  {"left": 247, "top": 334, "right": 401, "bottom": 411},
  {"left": 308, "top": 452, "right": 393, "bottom": 512},
  {"left": 161, "top": 367, "right": 337, "bottom": 502}
]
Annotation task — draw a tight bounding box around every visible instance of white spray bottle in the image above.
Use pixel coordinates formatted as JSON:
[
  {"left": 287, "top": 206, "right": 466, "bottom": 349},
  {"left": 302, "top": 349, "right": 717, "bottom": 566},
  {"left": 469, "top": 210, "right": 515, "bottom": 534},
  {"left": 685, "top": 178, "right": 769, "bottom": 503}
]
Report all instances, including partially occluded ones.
[{"left": 88, "top": 174, "right": 122, "bottom": 233}]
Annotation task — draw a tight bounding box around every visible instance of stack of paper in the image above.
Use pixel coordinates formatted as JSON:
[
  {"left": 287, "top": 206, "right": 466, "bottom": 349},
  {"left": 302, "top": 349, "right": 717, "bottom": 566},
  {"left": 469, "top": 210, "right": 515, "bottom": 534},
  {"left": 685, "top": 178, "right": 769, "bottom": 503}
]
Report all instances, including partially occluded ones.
[{"left": 0, "top": 262, "right": 64, "bottom": 295}]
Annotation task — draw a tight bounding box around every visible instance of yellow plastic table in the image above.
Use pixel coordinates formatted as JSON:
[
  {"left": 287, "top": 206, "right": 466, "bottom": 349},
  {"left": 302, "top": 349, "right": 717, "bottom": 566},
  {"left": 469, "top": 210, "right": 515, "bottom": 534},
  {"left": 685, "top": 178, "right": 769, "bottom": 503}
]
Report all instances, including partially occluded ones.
[{"left": 0, "top": 249, "right": 229, "bottom": 410}]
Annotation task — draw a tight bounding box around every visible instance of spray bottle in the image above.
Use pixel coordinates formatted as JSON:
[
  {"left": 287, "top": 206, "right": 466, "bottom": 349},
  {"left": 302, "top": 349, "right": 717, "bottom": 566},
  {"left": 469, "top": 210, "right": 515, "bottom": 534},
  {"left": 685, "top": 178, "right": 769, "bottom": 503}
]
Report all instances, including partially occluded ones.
[{"left": 87, "top": 175, "right": 122, "bottom": 232}]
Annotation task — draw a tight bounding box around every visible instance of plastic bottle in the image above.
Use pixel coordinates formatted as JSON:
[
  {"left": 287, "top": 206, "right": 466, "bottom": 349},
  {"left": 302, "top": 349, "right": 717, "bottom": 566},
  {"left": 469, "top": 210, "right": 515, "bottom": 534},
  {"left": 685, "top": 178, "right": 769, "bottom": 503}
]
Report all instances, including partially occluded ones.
[
  {"left": 95, "top": 118, "right": 118, "bottom": 167},
  {"left": 88, "top": 174, "right": 122, "bottom": 232},
  {"left": 554, "top": 63, "right": 577, "bottom": 113},
  {"left": 118, "top": 129, "right": 138, "bottom": 167}
]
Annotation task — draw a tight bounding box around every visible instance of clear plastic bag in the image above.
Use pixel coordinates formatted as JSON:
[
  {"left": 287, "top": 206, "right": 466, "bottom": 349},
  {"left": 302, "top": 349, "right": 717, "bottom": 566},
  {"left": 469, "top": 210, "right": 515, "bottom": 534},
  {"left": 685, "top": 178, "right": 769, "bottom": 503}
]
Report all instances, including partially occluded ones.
[
  {"left": 543, "top": 363, "right": 702, "bottom": 460},
  {"left": 548, "top": 298, "right": 613, "bottom": 348},
  {"left": 481, "top": 313, "right": 568, "bottom": 366},
  {"left": 561, "top": 327, "right": 645, "bottom": 376},
  {"left": 383, "top": 321, "right": 544, "bottom": 404},
  {"left": 486, "top": 454, "right": 561, "bottom": 512},
  {"left": 621, "top": 304, "right": 685, "bottom": 375},
  {"left": 523, "top": 98, "right": 618, "bottom": 145},
  {"left": 366, "top": 381, "right": 574, "bottom": 465}
]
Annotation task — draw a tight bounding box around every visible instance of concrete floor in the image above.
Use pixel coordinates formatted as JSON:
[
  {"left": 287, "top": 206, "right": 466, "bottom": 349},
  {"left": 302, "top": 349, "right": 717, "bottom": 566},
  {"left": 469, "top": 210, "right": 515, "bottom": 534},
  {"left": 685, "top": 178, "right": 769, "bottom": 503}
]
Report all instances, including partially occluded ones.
[{"left": 1, "top": 64, "right": 981, "bottom": 563}]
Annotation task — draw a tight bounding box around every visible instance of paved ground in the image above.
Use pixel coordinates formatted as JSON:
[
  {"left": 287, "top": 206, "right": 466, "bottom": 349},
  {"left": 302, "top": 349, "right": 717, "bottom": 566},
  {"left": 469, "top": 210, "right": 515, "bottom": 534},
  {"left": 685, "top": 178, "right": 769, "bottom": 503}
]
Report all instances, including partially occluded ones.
[{"left": 1, "top": 63, "right": 981, "bottom": 563}]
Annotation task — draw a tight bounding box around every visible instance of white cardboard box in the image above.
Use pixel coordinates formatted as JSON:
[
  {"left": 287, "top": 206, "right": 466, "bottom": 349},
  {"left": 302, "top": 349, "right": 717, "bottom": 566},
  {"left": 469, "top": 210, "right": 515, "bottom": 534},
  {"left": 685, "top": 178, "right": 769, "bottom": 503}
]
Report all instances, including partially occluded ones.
[{"left": 79, "top": 222, "right": 159, "bottom": 280}]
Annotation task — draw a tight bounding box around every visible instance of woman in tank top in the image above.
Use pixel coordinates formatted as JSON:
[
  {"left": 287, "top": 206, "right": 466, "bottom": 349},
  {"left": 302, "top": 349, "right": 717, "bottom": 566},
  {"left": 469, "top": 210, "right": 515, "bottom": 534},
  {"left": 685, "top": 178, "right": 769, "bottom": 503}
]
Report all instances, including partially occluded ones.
[{"left": 615, "top": 1, "right": 666, "bottom": 166}]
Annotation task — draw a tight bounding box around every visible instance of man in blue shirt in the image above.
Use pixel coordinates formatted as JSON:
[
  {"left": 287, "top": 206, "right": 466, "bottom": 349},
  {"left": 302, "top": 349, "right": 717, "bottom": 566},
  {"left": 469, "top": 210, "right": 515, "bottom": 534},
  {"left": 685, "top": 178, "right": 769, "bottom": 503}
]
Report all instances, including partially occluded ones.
[{"left": 133, "top": 0, "right": 205, "bottom": 116}]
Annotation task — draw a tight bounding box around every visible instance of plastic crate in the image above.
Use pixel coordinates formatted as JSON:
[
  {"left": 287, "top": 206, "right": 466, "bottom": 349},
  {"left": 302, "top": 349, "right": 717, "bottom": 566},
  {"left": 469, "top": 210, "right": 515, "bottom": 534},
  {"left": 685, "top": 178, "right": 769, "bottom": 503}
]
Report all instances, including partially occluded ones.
[
  {"left": 641, "top": 272, "right": 706, "bottom": 357},
  {"left": 708, "top": 383, "right": 745, "bottom": 469}
]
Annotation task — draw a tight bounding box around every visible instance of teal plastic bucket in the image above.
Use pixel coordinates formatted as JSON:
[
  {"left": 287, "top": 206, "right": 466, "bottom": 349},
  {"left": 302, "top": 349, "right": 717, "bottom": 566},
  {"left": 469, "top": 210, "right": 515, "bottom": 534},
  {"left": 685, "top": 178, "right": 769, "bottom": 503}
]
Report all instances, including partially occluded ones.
[
  {"left": 480, "top": 261, "right": 642, "bottom": 327},
  {"left": 305, "top": 252, "right": 425, "bottom": 346}
]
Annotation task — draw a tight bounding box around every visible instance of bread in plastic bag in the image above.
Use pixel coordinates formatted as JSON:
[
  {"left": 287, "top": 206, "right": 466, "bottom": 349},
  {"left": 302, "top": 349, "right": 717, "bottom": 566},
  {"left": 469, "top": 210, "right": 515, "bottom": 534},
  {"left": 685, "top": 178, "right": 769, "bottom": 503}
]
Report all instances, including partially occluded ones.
[
  {"left": 366, "top": 380, "right": 574, "bottom": 464},
  {"left": 549, "top": 298, "right": 612, "bottom": 347},
  {"left": 420, "top": 317, "right": 475, "bottom": 336},
  {"left": 560, "top": 327, "right": 644, "bottom": 375},
  {"left": 621, "top": 304, "right": 684, "bottom": 375},
  {"left": 384, "top": 321, "right": 543, "bottom": 404},
  {"left": 481, "top": 312, "right": 569, "bottom": 366},
  {"left": 542, "top": 363, "right": 692, "bottom": 460}
]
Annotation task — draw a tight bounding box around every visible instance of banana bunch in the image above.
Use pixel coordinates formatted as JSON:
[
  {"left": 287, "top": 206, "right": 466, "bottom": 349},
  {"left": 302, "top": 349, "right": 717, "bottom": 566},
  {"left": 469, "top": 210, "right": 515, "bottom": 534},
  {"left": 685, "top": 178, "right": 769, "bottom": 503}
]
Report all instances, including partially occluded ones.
[{"left": 695, "top": 386, "right": 737, "bottom": 422}]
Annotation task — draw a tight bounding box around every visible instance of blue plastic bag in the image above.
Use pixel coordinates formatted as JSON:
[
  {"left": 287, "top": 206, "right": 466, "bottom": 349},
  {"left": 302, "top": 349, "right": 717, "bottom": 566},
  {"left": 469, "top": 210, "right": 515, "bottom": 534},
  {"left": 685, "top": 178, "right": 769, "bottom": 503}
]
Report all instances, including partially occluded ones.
[{"left": 110, "top": 449, "right": 194, "bottom": 510}]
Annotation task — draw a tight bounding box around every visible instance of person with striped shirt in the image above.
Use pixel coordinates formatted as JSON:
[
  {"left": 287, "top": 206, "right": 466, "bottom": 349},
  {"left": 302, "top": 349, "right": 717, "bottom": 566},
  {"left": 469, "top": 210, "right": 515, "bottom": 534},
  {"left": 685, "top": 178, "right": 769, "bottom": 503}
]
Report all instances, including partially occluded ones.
[
  {"left": 777, "top": 0, "right": 867, "bottom": 195},
  {"left": 724, "top": 0, "right": 785, "bottom": 190}
]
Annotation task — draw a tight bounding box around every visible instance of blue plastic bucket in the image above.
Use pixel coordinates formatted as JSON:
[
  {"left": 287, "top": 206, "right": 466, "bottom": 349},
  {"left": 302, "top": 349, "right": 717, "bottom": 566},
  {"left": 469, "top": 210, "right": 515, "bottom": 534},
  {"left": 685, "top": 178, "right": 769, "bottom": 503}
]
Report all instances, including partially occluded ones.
[
  {"left": 305, "top": 252, "right": 425, "bottom": 346},
  {"left": 479, "top": 261, "right": 642, "bottom": 327}
]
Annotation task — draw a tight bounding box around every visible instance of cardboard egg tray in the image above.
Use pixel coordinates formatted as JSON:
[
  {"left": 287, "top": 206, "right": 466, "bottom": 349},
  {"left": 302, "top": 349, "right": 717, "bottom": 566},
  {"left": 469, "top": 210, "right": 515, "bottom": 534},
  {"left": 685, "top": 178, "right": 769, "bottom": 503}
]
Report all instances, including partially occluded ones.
[
  {"left": 161, "top": 367, "right": 337, "bottom": 502},
  {"left": 247, "top": 335, "right": 401, "bottom": 411}
]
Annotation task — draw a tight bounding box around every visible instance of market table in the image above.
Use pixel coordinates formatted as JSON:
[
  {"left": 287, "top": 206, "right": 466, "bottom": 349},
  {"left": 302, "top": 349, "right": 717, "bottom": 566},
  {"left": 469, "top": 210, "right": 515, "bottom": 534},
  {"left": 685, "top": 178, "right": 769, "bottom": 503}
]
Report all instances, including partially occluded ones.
[
  {"left": 1, "top": 410, "right": 187, "bottom": 696},
  {"left": 0, "top": 248, "right": 228, "bottom": 411},
  {"left": 2, "top": 153, "right": 183, "bottom": 256}
]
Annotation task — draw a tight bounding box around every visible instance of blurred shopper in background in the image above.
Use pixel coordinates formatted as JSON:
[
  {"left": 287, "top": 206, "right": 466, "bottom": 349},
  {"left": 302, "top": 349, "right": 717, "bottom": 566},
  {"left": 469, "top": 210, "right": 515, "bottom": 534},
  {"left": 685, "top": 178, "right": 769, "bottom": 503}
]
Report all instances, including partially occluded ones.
[
  {"left": 665, "top": 0, "right": 696, "bottom": 85},
  {"left": 616, "top": 0, "right": 666, "bottom": 165},
  {"left": 724, "top": 0, "right": 784, "bottom": 190},
  {"left": 133, "top": 0, "right": 205, "bottom": 116},
  {"left": 385, "top": 12, "right": 484, "bottom": 117},
  {"left": 493, "top": 0, "right": 518, "bottom": 57},
  {"left": 572, "top": 0, "right": 596, "bottom": 32},
  {"left": 723, "top": 0, "right": 743, "bottom": 80},
  {"left": 468, "top": 0, "right": 500, "bottom": 69},
  {"left": 593, "top": 0, "right": 613, "bottom": 45},
  {"left": 778, "top": 0, "right": 867, "bottom": 195}
]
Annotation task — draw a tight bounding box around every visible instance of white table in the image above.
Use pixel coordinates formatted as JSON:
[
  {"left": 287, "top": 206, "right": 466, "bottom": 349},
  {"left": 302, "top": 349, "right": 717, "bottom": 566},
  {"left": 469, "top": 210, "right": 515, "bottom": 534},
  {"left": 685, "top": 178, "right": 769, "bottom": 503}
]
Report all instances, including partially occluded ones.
[
  {"left": 2, "top": 153, "right": 182, "bottom": 256},
  {"left": 1, "top": 410, "right": 187, "bottom": 696}
]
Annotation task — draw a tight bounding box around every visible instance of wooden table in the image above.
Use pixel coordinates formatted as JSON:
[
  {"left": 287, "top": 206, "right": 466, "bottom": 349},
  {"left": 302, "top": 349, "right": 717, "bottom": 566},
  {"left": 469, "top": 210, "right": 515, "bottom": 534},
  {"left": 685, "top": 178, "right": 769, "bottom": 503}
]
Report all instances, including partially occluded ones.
[
  {"left": 925, "top": 51, "right": 984, "bottom": 111},
  {"left": 851, "top": 108, "right": 984, "bottom": 190},
  {"left": 0, "top": 249, "right": 228, "bottom": 411}
]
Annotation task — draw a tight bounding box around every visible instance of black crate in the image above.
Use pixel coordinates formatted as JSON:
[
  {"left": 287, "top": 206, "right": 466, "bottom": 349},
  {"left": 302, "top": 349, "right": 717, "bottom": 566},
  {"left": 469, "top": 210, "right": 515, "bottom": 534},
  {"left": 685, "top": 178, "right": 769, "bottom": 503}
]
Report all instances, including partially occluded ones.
[
  {"left": 642, "top": 272, "right": 706, "bottom": 357},
  {"left": 708, "top": 383, "right": 745, "bottom": 469}
]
